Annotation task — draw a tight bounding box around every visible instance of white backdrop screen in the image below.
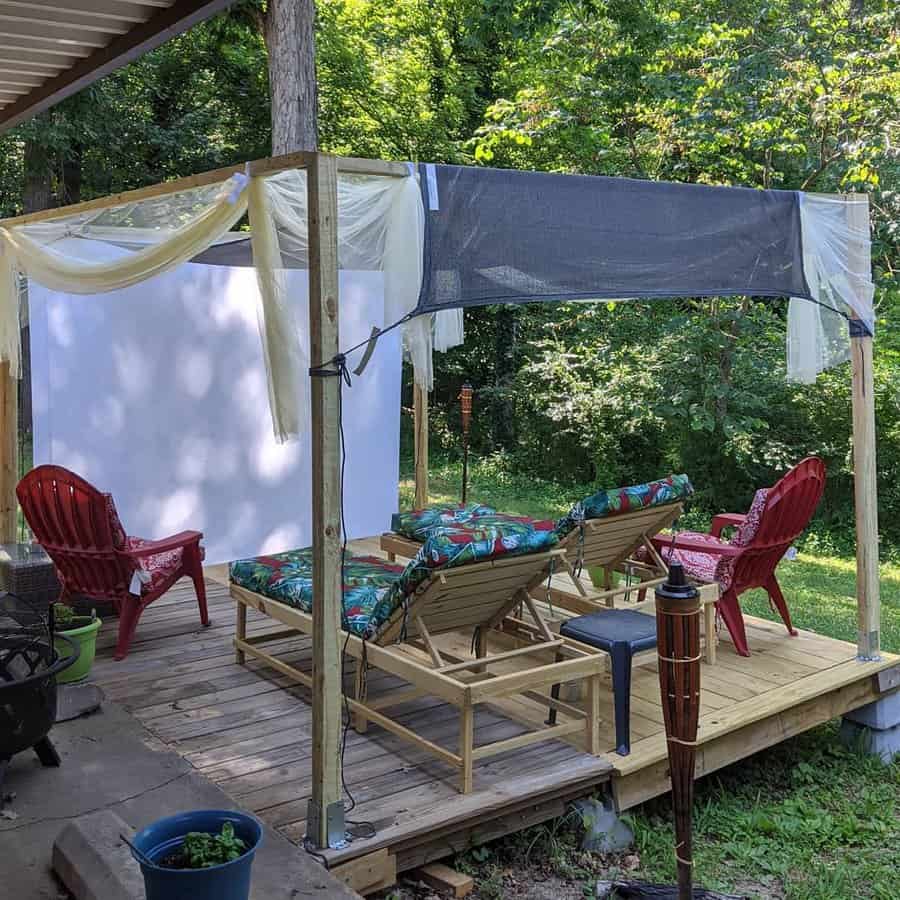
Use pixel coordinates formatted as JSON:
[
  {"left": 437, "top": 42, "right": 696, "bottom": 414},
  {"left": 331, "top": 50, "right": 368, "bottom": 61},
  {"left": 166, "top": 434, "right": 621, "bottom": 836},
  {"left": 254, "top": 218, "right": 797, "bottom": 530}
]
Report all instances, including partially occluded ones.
[{"left": 29, "top": 248, "right": 401, "bottom": 565}]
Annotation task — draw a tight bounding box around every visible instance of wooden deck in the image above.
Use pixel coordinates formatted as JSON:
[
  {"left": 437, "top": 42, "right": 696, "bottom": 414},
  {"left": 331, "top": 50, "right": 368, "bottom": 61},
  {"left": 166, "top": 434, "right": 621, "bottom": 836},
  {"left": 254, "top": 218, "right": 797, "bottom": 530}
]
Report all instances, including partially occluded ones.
[{"left": 90, "top": 538, "right": 900, "bottom": 894}]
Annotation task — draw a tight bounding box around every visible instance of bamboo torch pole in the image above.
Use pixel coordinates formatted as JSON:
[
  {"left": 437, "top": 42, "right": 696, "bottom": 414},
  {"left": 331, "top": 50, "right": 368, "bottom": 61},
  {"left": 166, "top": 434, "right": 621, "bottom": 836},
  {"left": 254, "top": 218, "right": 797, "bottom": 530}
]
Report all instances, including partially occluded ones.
[
  {"left": 655, "top": 561, "right": 702, "bottom": 900},
  {"left": 459, "top": 382, "right": 473, "bottom": 504}
]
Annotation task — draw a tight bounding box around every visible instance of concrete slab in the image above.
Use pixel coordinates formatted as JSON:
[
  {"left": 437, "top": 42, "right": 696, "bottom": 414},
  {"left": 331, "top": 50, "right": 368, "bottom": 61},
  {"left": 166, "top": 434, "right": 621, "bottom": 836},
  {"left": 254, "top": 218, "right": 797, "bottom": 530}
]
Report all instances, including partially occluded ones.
[{"left": 0, "top": 700, "right": 358, "bottom": 899}]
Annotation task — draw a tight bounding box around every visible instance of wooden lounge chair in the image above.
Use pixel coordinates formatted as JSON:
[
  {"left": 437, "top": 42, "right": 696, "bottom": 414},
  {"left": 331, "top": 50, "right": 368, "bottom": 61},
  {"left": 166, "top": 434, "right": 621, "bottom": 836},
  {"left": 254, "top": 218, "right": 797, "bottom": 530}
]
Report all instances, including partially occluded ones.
[
  {"left": 231, "top": 536, "right": 605, "bottom": 794},
  {"left": 381, "top": 477, "right": 692, "bottom": 615}
]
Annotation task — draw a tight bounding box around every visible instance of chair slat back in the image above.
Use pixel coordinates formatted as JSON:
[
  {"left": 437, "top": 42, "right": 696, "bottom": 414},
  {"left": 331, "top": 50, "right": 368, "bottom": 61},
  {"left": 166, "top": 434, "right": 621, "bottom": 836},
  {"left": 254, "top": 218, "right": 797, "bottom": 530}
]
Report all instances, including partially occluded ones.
[
  {"left": 730, "top": 457, "right": 826, "bottom": 590},
  {"left": 378, "top": 550, "right": 560, "bottom": 644},
  {"left": 17, "top": 465, "right": 132, "bottom": 600},
  {"left": 567, "top": 502, "right": 683, "bottom": 568}
]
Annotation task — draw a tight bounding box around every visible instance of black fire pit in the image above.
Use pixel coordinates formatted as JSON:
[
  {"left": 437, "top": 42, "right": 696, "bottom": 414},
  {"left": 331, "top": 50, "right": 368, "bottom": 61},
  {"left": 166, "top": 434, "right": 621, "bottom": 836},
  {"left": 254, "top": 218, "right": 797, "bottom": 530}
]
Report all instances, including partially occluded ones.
[{"left": 0, "top": 591, "right": 78, "bottom": 789}]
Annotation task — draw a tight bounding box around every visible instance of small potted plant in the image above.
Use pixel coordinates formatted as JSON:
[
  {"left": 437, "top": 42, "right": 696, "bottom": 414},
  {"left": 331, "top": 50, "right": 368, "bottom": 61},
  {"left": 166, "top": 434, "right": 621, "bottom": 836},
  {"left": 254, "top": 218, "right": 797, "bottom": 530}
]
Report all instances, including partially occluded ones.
[
  {"left": 52, "top": 602, "right": 101, "bottom": 683},
  {"left": 130, "top": 809, "right": 263, "bottom": 900}
]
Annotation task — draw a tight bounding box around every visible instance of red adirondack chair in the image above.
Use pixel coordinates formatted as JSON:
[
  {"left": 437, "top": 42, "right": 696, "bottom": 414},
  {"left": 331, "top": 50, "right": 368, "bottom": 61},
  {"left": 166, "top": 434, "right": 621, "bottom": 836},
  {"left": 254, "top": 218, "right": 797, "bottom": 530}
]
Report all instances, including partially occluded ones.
[
  {"left": 645, "top": 457, "right": 826, "bottom": 657},
  {"left": 17, "top": 465, "right": 209, "bottom": 660}
]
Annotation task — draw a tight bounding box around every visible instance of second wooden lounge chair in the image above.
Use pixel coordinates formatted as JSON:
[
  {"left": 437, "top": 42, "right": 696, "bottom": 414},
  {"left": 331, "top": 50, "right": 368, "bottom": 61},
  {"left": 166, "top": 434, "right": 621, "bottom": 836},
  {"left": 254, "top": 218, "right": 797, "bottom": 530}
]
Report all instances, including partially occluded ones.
[
  {"left": 380, "top": 476, "right": 694, "bottom": 615},
  {"left": 230, "top": 521, "right": 605, "bottom": 794}
]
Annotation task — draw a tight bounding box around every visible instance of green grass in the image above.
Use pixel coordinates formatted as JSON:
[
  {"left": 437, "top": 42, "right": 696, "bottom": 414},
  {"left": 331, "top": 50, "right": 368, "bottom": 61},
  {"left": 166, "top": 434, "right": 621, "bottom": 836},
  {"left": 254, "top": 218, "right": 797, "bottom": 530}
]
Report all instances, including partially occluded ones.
[{"left": 399, "top": 455, "right": 900, "bottom": 899}]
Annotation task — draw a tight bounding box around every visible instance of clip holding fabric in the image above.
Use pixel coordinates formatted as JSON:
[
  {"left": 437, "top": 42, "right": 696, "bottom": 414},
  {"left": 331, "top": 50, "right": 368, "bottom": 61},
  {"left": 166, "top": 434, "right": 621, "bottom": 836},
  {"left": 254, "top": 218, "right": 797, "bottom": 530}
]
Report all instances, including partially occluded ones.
[{"left": 226, "top": 168, "right": 250, "bottom": 205}]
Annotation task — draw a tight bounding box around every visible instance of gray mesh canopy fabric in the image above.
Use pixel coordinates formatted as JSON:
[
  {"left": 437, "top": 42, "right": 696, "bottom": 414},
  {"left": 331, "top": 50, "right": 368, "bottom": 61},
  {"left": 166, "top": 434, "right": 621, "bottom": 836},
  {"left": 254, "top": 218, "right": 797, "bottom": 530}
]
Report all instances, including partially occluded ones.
[{"left": 414, "top": 164, "right": 813, "bottom": 312}]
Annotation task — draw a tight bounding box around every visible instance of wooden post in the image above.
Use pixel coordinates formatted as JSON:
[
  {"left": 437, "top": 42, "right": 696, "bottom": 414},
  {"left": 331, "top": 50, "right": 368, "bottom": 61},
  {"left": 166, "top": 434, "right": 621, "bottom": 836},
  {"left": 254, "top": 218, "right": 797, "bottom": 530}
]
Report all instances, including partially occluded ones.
[
  {"left": 847, "top": 194, "right": 880, "bottom": 660},
  {"left": 306, "top": 152, "right": 346, "bottom": 848},
  {"left": 413, "top": 379, "right": 429, "bottom": 508},
  {"left": 0, "top": 362, "right": 17, "bottom": 543}
]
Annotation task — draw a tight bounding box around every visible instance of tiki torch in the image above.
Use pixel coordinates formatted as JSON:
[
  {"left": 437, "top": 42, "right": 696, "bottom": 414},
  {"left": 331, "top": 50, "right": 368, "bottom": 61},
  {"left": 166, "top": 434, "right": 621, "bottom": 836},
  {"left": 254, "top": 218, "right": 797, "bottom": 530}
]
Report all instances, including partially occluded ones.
[
  {"left": 655, "top": 561, "right": 701, "bottom": 900},
  {"left": 459, "top": 382, "right": 473, "bottom": 504}
]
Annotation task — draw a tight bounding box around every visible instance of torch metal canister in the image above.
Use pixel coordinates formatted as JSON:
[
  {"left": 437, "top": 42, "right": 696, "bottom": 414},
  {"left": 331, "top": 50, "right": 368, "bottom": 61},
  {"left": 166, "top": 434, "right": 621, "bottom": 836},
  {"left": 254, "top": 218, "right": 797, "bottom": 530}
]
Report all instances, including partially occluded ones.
[
  {"left": 655, "top": 561, "right": 702, "bottom": 900},
  {"left": 459, "top": 383, "right": 473, "bottom": 504}
]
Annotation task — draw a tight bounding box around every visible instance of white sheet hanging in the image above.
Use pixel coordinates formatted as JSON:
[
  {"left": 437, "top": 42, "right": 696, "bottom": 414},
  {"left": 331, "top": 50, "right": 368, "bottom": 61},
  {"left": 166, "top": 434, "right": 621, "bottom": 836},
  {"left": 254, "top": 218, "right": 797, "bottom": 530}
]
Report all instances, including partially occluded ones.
[
  {"left": 29, "top": 255, "right": 402, "bottom": 564},
  {"left": 788, "top": 193, "right": 874, "bottom": 383}
]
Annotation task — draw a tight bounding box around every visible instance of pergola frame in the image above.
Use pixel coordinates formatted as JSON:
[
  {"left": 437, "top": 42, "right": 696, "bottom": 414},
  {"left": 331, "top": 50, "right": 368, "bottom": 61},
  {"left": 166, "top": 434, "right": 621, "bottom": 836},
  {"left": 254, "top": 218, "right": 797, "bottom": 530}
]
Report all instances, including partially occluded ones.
[{"left": 0, "top": 151, "right": 880, "bottom": 850}]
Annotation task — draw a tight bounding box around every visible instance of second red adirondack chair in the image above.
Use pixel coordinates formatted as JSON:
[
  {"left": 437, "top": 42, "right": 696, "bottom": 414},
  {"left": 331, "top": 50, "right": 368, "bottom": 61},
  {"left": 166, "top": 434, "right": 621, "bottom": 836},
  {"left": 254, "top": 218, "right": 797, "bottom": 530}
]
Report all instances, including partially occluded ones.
[
  {"left": 645, "top": 457, "right": 826, "bottom": 656},
  {"left": 17, "top": 465, "right": 209, "bottom": 660}
]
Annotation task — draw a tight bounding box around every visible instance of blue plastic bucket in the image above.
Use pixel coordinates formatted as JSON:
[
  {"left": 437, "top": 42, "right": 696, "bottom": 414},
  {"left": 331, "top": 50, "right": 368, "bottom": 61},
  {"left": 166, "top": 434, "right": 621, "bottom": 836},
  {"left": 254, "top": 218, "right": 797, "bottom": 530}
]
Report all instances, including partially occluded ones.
[{"left": 130, "top": 809, "right": 263, "bottom": 900}]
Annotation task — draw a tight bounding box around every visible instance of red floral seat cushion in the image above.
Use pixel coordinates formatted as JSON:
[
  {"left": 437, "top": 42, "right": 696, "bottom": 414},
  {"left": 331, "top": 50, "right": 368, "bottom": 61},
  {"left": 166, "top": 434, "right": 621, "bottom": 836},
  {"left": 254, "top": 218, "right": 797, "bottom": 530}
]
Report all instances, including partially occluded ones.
[
  {"left": 642, "top": 489, "right": 769, "bottom": 591},
  {"left": 125, "top": 536, "right": 185, "bottom": 593}
]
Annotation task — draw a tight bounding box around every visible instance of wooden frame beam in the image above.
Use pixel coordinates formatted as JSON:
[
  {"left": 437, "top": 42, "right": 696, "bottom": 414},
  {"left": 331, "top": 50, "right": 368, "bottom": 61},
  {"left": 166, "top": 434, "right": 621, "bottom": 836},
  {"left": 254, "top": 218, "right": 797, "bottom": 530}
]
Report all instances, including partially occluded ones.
[
  {"left": 413, "top": 379, "right": 428, "bottom": 508},
  {"left": 847, "top": 193, "right": 880, "bottom": 660},
  {"left": 0, "top": 360, "right": 16, "bottom": 542},
  {"left": 306, "top": 153, "right": 345, "bottom": 849},
  {"left": 0, "top": 152, "right": 408, "bottom": 228}
]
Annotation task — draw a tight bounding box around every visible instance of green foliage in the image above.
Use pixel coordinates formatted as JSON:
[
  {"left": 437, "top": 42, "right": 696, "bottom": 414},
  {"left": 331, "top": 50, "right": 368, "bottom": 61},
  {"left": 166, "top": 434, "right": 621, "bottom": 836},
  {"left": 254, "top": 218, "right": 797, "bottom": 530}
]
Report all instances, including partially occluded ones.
[
  {"left": 52, "top": 602, "right": 76, "bottom": 629},
  {"left": 180, "top": 822, "right": 247, "bottom": 869}
]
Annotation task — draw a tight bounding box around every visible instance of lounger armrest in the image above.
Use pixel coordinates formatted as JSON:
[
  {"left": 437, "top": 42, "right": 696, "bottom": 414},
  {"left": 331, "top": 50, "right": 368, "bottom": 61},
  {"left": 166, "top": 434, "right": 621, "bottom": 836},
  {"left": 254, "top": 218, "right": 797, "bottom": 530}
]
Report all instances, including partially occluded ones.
[
  {"left": 125, "top": 530, "right": 203, "bottom": 557},
  {"left": 710, "top": 513, "right": 746, "bottom": 538},
  {"left": 652, "top": 534, "right": 742, "bottom": 557}
]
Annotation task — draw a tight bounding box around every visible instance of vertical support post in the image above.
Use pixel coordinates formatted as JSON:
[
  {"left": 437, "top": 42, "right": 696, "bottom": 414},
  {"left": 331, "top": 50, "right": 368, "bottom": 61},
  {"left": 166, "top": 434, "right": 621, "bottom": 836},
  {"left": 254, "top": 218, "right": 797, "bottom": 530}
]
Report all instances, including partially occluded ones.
[
  {"left": 306, "top": 153, "right": 346, "bottom": 848},
  {"left": 413, "top": 379, "right": 428, "bottom": 508},
  {"left": 0, "top": 362, "right": 17, "bottom": 542},
  {"left": 847, "top": 194, "right": 880, "bottom": 661}
]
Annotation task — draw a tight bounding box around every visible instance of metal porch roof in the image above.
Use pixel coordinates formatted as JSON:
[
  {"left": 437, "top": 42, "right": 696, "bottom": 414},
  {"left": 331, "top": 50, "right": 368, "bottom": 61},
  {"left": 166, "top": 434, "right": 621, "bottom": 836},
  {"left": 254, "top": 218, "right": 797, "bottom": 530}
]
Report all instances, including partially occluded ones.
[{"left": 0, "top": 0, "right": 237, "bottom": 132}]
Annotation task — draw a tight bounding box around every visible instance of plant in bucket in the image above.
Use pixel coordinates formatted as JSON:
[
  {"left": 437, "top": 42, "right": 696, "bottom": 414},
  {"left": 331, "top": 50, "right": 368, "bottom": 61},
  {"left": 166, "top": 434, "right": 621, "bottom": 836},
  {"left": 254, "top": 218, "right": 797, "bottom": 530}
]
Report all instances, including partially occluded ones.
[
  {"left": 52, "top": 602, "right": 101, "bottom": 684},
  {"left": 128, "top": 809, "right": 263, "bottom": 900}
]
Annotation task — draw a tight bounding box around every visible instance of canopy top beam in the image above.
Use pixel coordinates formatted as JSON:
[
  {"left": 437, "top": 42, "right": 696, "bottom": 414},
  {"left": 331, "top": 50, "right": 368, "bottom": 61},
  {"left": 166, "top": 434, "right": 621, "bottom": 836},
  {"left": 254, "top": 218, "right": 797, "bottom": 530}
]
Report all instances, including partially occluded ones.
[{"left": 0, "top": 153, "right": 409, "bottom": 228}]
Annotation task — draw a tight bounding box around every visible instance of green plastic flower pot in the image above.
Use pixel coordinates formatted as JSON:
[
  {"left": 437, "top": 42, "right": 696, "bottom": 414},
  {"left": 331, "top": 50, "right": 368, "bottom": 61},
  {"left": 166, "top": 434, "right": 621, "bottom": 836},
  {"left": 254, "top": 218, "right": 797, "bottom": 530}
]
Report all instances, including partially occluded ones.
[{"left": 54, "top": 616, "right": 101, "bottom": 683}]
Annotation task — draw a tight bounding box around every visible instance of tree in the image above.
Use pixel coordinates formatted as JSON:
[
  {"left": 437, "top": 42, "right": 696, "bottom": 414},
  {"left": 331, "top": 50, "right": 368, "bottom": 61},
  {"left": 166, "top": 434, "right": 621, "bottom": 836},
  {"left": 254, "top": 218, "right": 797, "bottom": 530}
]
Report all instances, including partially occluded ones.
[{"left": 258, "top": 0, "right": 319, "bottom": 153}]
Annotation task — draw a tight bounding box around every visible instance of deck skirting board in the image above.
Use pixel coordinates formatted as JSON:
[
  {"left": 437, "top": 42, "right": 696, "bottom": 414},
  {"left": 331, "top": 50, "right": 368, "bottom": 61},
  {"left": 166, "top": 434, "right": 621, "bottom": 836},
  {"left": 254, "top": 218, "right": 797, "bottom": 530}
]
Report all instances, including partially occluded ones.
[{"left": 614, "top": 667, "right": 893, "bottom": 810}]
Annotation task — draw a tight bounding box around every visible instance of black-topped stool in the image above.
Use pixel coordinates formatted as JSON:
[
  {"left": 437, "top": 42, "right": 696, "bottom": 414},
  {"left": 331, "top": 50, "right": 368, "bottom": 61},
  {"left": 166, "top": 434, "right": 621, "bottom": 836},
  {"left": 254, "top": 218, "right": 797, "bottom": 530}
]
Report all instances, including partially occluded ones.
[{"left": 549, "top": 608, "right": 657, "bottom": 755}]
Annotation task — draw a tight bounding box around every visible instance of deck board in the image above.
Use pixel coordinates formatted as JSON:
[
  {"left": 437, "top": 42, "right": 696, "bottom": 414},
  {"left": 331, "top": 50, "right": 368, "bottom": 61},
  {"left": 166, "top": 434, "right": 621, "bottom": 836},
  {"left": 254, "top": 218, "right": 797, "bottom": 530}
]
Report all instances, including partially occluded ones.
[{"left": 91, "top": 540, "right": 900, "bottom": 887}]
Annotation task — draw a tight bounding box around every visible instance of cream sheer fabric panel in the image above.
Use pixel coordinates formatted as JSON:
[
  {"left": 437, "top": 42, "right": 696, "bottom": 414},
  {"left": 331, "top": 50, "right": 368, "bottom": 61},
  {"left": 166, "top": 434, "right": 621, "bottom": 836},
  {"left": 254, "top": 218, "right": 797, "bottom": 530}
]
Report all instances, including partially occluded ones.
[
  {"left": 0, "top": 165, "right": 429, "bottom": 443},
  {"left": 788, "top": 193, "right": 875, "bottom": 383},
  {"left": 0, "top": 176, "right": 249, "bottom": 378},
  {"left": 258, "top": 168, "right": 430, "bottom": 392}
]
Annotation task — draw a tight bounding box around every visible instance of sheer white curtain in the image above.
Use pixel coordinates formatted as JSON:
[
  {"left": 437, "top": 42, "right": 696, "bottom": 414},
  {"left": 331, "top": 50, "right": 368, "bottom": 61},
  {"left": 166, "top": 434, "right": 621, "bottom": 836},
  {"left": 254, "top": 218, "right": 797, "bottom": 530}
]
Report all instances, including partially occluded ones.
[
  {"left": 0, "top": 176, "right": 249, "bottom": 378},
  {"left": 788, "top": 193, "right": 874, "bottom": 383},
  {"left": 0, "top": 165, "right": 431, "bottom": 443}
]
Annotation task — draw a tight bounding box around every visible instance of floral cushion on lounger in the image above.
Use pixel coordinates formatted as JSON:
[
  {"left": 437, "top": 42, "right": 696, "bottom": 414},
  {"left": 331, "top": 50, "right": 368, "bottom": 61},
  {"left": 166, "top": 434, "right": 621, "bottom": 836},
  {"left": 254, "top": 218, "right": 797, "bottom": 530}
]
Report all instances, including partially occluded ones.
[
  {"left": 230, "top": 550, "right": 406, "bottom": 637},
  {"left": 555, "top": 474, "right": 693, "bottom": 538},
  {"left": 391, "top": 502, "right": 496, "bottom": 540},
  {"left": 394, "top": 516, "right": 559, "bottom": 602},
  {"left": 230, "top": 517, "right": 558, "bottom": 640}
]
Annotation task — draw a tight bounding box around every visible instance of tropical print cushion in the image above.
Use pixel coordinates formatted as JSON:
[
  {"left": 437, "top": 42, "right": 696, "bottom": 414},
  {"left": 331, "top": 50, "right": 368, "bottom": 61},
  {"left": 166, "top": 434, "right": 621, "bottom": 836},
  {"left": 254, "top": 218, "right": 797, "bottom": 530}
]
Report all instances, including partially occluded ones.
[
  {"left": 230, "top": 549, "right": 406, "bottom": 638},
  {"left": 391, "top": 502, "right": 496, "bottom": 540},
  {"left": 230, "top": 517, "right": 557, "bottom": 639},
  {"left": 556, "top": 474, "right": 693, "bottom": 537},
  {"left": 396, "top": 516, "right": 559, "bottom": 600}
]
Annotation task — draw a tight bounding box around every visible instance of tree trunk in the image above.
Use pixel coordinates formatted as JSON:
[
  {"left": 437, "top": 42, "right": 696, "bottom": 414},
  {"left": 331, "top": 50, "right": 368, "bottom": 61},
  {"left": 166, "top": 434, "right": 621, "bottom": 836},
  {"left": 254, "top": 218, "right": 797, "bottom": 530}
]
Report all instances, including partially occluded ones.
[
  {"left": 264, "top": 0, "right": 318, "bottom": 154},
  {"left": 61, "top": 143, "right": 83, "bottom": 206},
  {"left": 23, "top": 137, "right": 53, "bottom": 214}
]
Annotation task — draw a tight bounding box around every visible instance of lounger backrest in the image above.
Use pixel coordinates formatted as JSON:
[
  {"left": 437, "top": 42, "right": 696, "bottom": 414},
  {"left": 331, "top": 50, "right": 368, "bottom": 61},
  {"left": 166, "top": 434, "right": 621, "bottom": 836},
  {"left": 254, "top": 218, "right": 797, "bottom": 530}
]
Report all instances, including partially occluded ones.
[
  {"left": 377, "top": 548, "right": 561, "bottom": 643},
  {"left": 573, "top": 501, "right": 683, "bottom": 569}
]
